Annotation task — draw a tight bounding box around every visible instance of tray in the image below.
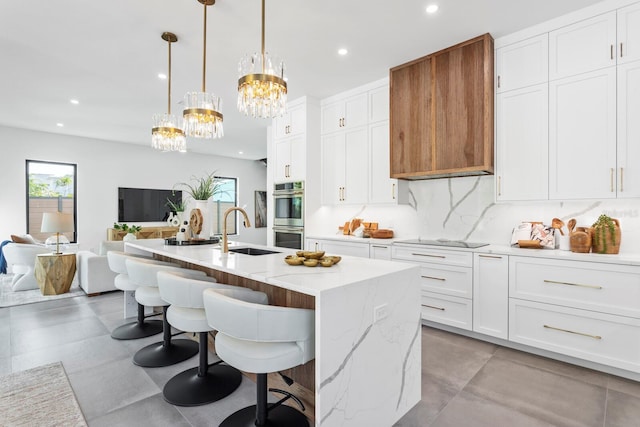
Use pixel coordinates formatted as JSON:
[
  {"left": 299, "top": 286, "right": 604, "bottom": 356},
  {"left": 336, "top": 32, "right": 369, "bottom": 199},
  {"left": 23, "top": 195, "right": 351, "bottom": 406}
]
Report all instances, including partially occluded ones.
[
  {"left": 517, "top": 239, "right": 542, "bottom": 249},
  {"left": 165, "top": 237, "right": 220, "bottom": 246}
]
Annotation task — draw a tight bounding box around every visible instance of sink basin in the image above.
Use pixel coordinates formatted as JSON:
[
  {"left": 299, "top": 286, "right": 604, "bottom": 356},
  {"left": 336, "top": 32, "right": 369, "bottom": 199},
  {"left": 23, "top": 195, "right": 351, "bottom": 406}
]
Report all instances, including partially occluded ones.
[{"left": 228, "top": 247, "right": 280, "bottom": 256}]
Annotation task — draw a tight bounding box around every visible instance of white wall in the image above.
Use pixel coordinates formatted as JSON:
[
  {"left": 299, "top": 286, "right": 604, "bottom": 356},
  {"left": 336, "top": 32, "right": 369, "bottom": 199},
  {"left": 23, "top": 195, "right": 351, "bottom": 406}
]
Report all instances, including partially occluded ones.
[
  {"left": 307, "top": 175, "right": 640, "bottom": 254},
  {"left": 0, "top": 125, "right": 268, "bottom": 253}
]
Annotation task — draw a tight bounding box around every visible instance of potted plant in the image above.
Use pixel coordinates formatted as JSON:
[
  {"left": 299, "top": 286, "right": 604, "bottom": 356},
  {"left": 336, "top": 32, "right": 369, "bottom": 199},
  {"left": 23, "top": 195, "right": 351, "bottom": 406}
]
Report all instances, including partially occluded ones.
[
  {"left": 113, "top": 223, "right": 142, "bottom": 242},
  {"left": 166, "top": 195, "right": 186, "bottom": 225},
  {"left": 591, "top": 214, "right": 621, "bottom": 254},
  {"left": 173, "top": 172, "right": 226, "bottom": 238}
]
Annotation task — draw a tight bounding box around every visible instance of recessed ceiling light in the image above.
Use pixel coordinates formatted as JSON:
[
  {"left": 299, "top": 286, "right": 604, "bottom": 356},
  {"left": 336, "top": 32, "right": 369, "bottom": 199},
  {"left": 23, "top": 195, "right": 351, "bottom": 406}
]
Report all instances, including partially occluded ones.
[
  {"left": 158, "top": 73, "right": 167, "bottom": 80},
  {"left": 56, "top": 123, "right": 64, "bottom": 127},
  {"left": 238, "top": 151, "right": 244, "bottom": 155},
  {"left": 70, "top": 99, "right": 79, "bottom": 105},
  {"left": 426, "top": 4, "right": 439, "bottom": 14},
  {"left": 338, "top": 48, "right": 348, "bottom": 56}
]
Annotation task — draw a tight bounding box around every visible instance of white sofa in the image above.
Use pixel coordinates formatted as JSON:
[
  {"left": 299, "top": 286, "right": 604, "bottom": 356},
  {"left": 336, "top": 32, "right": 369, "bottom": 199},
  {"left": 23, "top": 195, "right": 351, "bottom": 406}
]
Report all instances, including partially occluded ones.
[
  {"left": 76, "top": 241, "right": 125, "bottom": 295},
  {"left": 3, "top": 243, "right": 53, "bottom": 291}
]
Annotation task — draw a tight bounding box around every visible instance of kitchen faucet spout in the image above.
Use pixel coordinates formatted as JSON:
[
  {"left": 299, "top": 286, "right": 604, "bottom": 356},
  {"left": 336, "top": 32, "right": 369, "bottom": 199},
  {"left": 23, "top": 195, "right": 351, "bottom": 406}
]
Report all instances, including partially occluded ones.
[{"left": 223, "top": 207, "right": 251, "bottom": 253}]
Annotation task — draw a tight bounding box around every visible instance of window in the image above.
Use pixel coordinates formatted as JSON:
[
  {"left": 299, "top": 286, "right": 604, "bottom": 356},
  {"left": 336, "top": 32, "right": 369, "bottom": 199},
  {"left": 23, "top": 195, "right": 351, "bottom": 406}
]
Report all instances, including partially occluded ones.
[
  {"left": 26, "top": 160, "right": 77, "bottom": 243},
  {"left": 210, "top": 177, "right": 237, "bottom": 236}
]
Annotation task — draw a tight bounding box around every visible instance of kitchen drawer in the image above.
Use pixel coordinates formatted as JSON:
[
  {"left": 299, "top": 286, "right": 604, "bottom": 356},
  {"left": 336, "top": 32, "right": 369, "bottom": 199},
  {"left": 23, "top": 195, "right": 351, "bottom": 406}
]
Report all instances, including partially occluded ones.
[
  {"left": 509, "top": 299, "right": 640, "bottom": 373},
  {"left": 392, "top": 245, "right": 473, "bottom": 267},
  {"left": 510, "top": 256, "right": 640, "bottom": 318},
  {"left": 421, "top": 291, "right": 472, "bottom": 331},
  {"left": 419, "top": 264, "right": 472, "bottom": 298}
]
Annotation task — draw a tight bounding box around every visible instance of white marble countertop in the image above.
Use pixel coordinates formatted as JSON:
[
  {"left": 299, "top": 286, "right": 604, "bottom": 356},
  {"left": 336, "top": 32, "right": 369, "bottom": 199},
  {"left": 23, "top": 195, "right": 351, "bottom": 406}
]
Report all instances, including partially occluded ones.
[
  {"left": 306, "top": 234, "right": 400, "bottom": 244},
  {"left": 125, "top": 240, "right": 417, "bottom": 297}
]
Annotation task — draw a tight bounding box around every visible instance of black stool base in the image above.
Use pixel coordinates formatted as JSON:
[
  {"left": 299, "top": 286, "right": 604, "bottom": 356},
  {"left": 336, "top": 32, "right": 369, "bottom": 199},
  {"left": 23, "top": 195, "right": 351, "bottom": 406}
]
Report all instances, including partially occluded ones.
[
  {"left": 111, "top": 320, "right": 163, "bottom": 340},
  {"left": 163, "top": 364, "right": 242, "bottom": 407},
  {"left": 133, "top": 339, "right": 198, "bottom": 367},
  {"left": 219, "top": 404, "right": 309, "bottom": 427}
]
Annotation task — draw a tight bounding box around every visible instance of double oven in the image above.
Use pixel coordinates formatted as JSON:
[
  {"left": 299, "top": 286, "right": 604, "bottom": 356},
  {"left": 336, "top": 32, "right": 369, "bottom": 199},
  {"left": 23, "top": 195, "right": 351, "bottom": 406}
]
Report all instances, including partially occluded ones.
[{"left": 273, "top": 181, "right": 304, "bottom": 249}]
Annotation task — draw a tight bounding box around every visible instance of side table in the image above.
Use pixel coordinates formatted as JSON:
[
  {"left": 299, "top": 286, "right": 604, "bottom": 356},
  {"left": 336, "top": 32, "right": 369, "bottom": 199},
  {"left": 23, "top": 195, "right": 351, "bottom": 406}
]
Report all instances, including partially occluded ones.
[{"left": 34, "top": 253, "right": 77, "bottom": 295}]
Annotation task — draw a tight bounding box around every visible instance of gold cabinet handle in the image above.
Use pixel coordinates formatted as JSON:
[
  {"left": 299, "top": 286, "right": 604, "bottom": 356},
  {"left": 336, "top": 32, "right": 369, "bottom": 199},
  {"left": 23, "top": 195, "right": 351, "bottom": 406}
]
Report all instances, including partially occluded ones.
[
  {"left": 611, "top": 44, "right": 614, "bottom": 60},
  {"left": 392, "top": 183, "right": 396, "bottom": 200},
  {"left": 610, "top": 168, "right": 614, "bottom": 192},
  {"left": 422, "top": 304, "right": 445, "bottom": 311},
  {"left": 497, "top": 176, "right": 501, "bottom": 196},
  {"left": 620, "top": 42, "right": 624, "bottom": 58},
  {"left": 543, "top": 279, "right": 602, "bottom": 290},
  {"left": 421, "top": 275, "right": 446, "bottom": 281},
  {"left": 412, "top": 253, "right": 446, "bottom": 259},
  {"left": 497, "top": 75, "right": 501, "bottom": 88},
  {"left": 338, "top": 187, "right": 341, "bottom": 201},
  {"left": 479, "top": 254, "right": 502, "bottom": 259},
  {"left": 543, "top": 324, "right": 602, "bottom": 340},
  {"left": 620, "top": 167, "right": 624, "bottom": 192}
]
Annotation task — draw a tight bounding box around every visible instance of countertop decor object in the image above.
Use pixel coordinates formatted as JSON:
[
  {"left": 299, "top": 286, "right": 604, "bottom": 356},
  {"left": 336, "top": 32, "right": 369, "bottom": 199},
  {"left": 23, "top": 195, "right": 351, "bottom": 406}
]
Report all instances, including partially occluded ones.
[
  {"left": 570, "top": 226, "right": 592, "bottom": 253},
  {"left": 592, "top": 215, "right": 621, "bottom": 254}
]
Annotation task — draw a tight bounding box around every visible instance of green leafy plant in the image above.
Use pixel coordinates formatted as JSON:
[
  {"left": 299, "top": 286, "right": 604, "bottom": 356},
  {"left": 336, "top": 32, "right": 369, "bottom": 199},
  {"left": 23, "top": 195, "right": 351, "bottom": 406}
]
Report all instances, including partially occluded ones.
[
  {"left": 592, "top": 214, "right": 617, "bottom": 253},
  {"left": 165, "top": 196, "right": 186, "bottom": 213},
  {"left": 174, "top": 171, "right": 224, "bottom": 201},
  {"left": 113, "top": 223, "right": 142, "bottom": 234}
]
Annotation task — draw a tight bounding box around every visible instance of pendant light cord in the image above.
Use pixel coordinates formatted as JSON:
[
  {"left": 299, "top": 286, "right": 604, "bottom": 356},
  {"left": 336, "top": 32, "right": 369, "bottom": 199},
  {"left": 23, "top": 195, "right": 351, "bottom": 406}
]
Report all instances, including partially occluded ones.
[
  {"left": 261, "top": 0, "right": 265, "bottom": 73},
  {"left": 167, "top": 38, "right": 172, "bottom": 114},
  {"left": 202, "top": 0, "right": 207, "bottom": 93}
]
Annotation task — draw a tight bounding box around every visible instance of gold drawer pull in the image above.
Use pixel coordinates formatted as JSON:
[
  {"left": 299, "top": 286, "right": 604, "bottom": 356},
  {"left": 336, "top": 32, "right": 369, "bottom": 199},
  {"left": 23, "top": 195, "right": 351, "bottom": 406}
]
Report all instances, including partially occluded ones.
[
  {"left": 412, "top": 253, "right": 445, "bottom": 259},
  {"left": 421, "top": 275, "right": 446, "bottom": 281},
  {"left": 422, "top": 304, "right": 445, "bottom": 311},
  {"left": 543, "top": 324, "right": 602, "bottom": 340},
  {"left": 479, "top": 254, "right": 502, "bottom": 259},
  {"left": 543, "top": 279, "right": 602, "bottom": 290}
]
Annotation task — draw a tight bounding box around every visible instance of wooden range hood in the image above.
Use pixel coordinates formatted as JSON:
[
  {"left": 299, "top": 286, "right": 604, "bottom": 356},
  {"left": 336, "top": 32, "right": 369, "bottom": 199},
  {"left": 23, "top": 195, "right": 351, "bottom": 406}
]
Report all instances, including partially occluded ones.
[{"left": 390, "top": 33, "right": 494, "bottom": 180}]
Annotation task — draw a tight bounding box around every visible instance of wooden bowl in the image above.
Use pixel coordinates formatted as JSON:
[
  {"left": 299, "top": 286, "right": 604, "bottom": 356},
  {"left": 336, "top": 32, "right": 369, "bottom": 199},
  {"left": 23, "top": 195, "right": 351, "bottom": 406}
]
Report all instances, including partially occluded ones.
[
  {"left": 303, "top": 259, "right": 318, "bottom": 267},
  {"left": 284, "top": 255, "right": 304, "bottom": 266}
]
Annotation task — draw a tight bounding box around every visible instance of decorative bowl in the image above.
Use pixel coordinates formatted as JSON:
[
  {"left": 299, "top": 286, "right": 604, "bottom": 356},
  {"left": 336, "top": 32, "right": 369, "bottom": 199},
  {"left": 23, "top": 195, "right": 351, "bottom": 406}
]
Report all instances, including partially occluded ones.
[
  {"left": 327, "top": 255, "right": 341, "bottom": 264},
  {"left": 305, "top": 251, "right": 325, "bottom": 259},
  {"left": 303, "top": 259, "right": 318, "bottom": 267},
  {"left": 284, "top": 255, "right": 304, "bottom": 266},
  {"left": 320, "top": 258, "right": 334, "bottom": 267}
]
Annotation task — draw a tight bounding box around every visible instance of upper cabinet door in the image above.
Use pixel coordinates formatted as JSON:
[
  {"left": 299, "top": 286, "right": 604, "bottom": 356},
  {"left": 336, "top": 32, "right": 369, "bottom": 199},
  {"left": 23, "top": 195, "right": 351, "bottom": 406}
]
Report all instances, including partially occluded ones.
[
  {"left": 549, "top": 67, "right": 617, "bottom": 200},
  {"left": 496, "top": 34, "right": 548, "bottom": 93},
  {"left": 617, "top": 61, "right": 640, "bottom": 198},
  {"left": 369, "top": 85, "right": 389, "bottom": 123},
  {"left": 618, "top": 2, "right": 640, "bottom": 65},
  {"left": 273, "top": 103, "right": 306, "bottom": 139},
  {"left": 496, "top": 83, "right": 549, "bottom": 201},
  {"left": 321, "top": 93, "right": 367, "bottom": 134},
  {"left": 549, "top": 12, "right": 616, "bottom": 80}
]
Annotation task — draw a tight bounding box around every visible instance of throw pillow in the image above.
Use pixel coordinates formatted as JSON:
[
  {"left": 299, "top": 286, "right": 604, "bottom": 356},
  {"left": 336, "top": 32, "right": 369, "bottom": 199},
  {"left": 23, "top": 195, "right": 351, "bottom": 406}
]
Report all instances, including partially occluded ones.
[{"left": 10, "top": 234, "right": 38, "bottom": 244}]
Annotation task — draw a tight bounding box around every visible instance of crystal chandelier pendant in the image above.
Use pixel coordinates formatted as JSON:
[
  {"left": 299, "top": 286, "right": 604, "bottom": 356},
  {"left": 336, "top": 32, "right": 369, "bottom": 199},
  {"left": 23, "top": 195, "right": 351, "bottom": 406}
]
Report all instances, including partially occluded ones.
[
  {"left": 183, "top": 0, "right": 223, "bottom": 139},
  {"left": 152, "top": 113, "right": 187, "bottom": 152},
  {"left": 151, "top": 32, "right": 186, "bottom": 152},
  {"left": 183, "top": 91, "right": 223, "bottom": 139},
  {"left": 237, "top": 0, "right": 288, "bottom": 119}
]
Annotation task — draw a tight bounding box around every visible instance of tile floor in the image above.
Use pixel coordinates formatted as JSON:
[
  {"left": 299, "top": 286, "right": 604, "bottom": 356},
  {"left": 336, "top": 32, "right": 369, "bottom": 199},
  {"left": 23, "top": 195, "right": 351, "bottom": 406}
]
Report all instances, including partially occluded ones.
[{"left": 2, "top": 292, "right": 640, "bottom": 426}]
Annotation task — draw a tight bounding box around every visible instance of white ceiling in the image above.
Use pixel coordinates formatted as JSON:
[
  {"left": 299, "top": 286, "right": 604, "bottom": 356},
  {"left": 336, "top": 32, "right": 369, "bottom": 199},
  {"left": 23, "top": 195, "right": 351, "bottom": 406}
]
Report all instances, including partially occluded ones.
[{"left": 0, "top": 0, "right": 603, "bottom": 160}]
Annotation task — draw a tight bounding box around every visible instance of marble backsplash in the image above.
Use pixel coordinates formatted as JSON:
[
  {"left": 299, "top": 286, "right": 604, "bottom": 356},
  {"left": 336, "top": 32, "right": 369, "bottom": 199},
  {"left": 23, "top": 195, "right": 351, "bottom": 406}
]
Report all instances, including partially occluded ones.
[{"left": 306, "top": 175, "right": 640, "bottom": 254}]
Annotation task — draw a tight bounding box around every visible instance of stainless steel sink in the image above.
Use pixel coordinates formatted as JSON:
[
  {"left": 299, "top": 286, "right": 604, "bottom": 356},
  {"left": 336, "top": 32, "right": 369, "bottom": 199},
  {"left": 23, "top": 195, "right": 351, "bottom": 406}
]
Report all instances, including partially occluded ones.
[{"left": 228, "top": 247, "right": 280, "bottom": 256}]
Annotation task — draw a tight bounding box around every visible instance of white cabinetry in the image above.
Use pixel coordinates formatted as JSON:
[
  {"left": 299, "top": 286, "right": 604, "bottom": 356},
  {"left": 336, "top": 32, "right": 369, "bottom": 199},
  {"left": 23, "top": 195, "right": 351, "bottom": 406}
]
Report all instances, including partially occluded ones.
[
  {"left": 618, "top": 2, "right": 640, "bottom": 64},
  {"left": 549, "top": 67, "right": 617, "bottom": 199},
  {"left": 509, "top": 256, "right": 640, "bottom": 373},
  {"left": 321, "top": 128, "right": 368, "bottom": 204},
  {"left": 496, "top": 34, "right": 548, "bottom": 92},
  {"left": 549, "top": 12, "right": 617, "bottom": 80},
  {"left": 473, "top": 253, "right": 508, "bottom": 339},
  {"left": 321, "top": 93, "right": 367, "bottom": 134},
  {"left": 392, "top": 245, "right": 473, "bottom": 331},
  {"left": 617, "top": 60, "right": 640, "bottom": 198},
  {"left": 496, "top": 84, "right": 548, "bottom": 201},
  {"left": 370, "top": 243, "right": 392, "bottom": 260},
  {"left": 305, "top": 238, "right": 370, "bottom": 258},
  {"left": 274, "top": 104, "right": 306, "bottom": 139},
  {"left": 274, "top": 137, "right": 305, "bottom": 182}
]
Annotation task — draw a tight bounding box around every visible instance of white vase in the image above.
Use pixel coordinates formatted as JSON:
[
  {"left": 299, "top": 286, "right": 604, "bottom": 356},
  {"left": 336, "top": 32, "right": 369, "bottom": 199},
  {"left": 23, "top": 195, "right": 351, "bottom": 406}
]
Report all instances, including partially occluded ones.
[{"left": 123, "top": 233, "right": 137, "bottom": 242}]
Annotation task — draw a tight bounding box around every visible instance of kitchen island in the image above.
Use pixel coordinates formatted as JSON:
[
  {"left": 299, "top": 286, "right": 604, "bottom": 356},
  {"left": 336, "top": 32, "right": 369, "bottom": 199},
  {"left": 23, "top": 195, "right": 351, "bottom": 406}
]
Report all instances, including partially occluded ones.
[{"left": 126, "top": 239, "right": 421, "bottom": 427}]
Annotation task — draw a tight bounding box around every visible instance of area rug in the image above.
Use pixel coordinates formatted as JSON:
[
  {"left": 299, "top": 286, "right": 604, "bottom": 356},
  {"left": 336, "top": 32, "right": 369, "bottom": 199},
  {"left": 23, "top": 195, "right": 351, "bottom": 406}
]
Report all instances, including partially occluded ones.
[
  {"left": 0, "top": 362, "right": 87, "bottom": 426},
  {"left": 0, "top": 275, "right": 86, "bottom": 308}
]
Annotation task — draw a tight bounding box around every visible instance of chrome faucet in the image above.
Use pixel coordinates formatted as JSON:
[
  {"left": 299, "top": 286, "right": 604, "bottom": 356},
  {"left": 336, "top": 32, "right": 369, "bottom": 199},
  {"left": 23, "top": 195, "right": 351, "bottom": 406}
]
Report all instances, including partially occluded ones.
[{"left": 222, "top": 207, "right": 251, "bottom": 253}]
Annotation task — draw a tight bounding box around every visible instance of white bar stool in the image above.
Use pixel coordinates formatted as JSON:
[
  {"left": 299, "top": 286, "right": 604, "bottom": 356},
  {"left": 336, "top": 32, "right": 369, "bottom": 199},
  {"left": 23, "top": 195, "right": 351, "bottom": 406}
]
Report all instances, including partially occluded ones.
[
  {"left": 106, "top": 251, "right": 170, "bottom": 340},
  {"left": 126, "top": 258, "right": 210, "bottom": 367},
  {"left": 157, "top": 271, "right": 268, "bottom": 406},
  {"left": 203, "top": 288, "right": 315, "bottom": 427}
]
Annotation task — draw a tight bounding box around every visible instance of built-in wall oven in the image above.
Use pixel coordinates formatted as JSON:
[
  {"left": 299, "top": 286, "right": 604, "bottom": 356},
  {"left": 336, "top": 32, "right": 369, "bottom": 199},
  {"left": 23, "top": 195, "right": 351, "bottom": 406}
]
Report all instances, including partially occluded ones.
[{"left": 273, "top": 181, "right": 304, "bottom": 249}]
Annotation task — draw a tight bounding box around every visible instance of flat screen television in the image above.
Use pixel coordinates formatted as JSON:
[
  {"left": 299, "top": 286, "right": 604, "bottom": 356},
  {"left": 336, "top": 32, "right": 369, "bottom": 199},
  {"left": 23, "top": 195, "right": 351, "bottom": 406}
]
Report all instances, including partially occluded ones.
[{"left": 118, "top": 187, "right": 182, "bottom": 223}]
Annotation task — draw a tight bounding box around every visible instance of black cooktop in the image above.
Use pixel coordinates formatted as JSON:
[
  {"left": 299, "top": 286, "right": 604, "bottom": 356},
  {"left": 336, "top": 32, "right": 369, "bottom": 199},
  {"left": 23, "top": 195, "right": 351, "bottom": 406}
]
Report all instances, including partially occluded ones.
[{"left": 395, "top": 239, "right": 489, "bottom": 249}]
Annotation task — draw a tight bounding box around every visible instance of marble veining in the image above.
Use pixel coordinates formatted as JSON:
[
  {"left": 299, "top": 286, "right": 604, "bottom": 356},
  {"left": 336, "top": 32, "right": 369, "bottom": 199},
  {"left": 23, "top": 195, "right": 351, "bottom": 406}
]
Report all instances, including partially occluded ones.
[
  {"left": 397, "top": 320, "right": 421, "bottom": 410},
  {"left": 319, "top": 323, "right": 374, "bottom": 391}
]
